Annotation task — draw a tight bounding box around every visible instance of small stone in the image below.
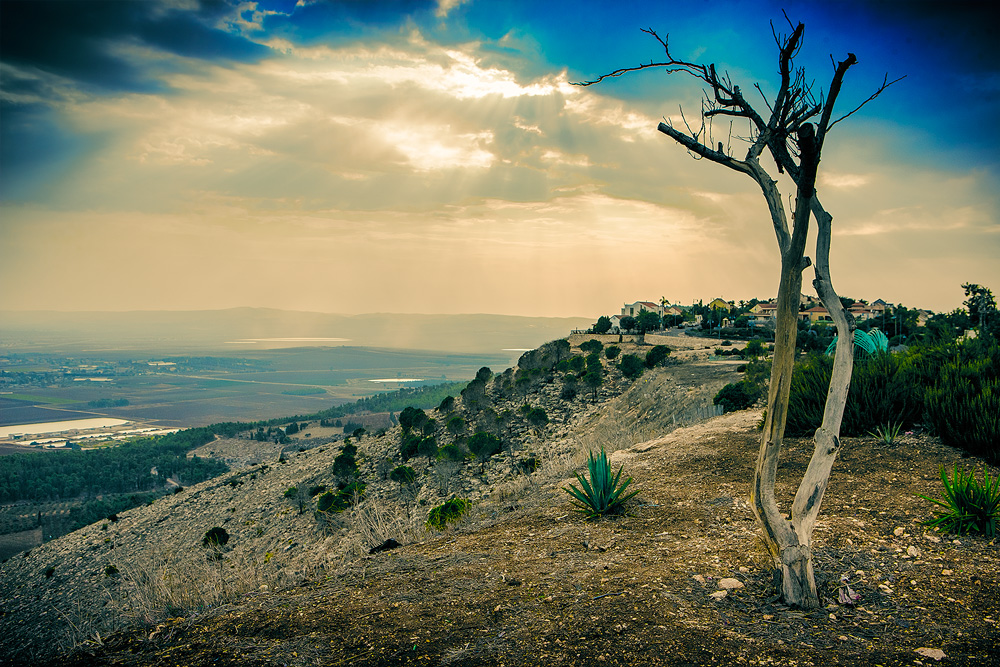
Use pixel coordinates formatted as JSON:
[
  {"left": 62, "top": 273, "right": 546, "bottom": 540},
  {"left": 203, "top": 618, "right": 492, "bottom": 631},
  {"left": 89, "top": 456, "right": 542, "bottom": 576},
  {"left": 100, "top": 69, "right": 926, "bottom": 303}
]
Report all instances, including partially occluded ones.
[
  {"left": 718, "top": 578, "right": 744, "bottom": 590},
  {"left": 941, "top": 569, "right": 953, "bottom": 576},
  {"left": 543, "top": 595, "right": 553, "bottom": 603},
  {"left": 924, "top": 533, "right": 941, "bottom": 543},
  {"left": 763, "top": 614, "right": 774, "bottom": 620},
  {"left": 709, "top": 590, "right": 728, "bottom": 600},
  {"left": 915, "top": 647, "right": 946, "bottom": 661},
  {"left": 952, "top": 539, "right": 962, "bottom": 545},
  {"left": 893, "top": 527, "right": 905, "bottom": 536},
  {"left": 838, "top": 635, "right": 849, "bottom": 642},
  {"left": 738, "top": 566, "right": 749, "bottom": 573},
  {"left": 692, "top": 574, "right": 706, "bottom": 584},
  {"left": 846, "top": 538, "right": 853, "bottom": 546},
  {"left": 906, "top": 545, "right": 921, "bottom": 558}
]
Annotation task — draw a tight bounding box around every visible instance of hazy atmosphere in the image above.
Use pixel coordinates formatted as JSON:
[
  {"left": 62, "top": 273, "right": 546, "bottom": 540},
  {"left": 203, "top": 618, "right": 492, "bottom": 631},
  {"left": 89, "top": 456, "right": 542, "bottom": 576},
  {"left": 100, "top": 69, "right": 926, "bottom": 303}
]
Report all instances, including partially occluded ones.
[{"left": 2, "top": 0, "right": 997, "bottom": 316}]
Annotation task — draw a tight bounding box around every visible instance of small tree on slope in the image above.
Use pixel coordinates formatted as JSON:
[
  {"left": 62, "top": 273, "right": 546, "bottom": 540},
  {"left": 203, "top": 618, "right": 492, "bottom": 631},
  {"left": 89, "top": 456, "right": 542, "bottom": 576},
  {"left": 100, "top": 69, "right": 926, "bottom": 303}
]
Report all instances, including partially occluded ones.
[{"left": 578, "top": 19, "right": 901, "bottom": 608}]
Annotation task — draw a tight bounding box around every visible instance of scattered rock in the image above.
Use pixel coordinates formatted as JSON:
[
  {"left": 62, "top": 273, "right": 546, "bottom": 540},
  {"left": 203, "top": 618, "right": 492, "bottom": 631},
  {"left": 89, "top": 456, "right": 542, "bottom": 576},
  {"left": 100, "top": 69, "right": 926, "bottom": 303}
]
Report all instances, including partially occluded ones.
[
  {"left": 893, "top": 527, "right": 905, "bottom": 536},
  {"left": 709, "top": 590, "right": 728, "bottom": 600},
  {"left": 915, "top": 647, "right": 947, "bottom": 661},
  {"left": 718, "top": 578, "right": 744, "bottom": 590},
  {"left": 692, "top": 574, "right": 706, "bottom": 584},
  {"left": 906, "top": 545, "right": 921, "bottom": 558}
]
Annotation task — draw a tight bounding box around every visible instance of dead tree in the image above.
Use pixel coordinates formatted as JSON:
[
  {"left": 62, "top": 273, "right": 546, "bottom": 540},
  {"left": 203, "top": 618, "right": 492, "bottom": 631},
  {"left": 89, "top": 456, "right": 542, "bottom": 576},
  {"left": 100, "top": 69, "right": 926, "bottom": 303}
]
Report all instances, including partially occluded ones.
[{"left": 577, "top": 19, "right": 902, "bottom": 608}]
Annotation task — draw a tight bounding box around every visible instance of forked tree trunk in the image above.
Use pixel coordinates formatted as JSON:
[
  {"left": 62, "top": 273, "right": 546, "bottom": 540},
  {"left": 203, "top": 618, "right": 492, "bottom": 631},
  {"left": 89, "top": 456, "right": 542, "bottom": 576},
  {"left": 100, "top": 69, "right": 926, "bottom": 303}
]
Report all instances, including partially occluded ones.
[{"left": 580, "top": 19, "right": 893, "bottom": 609}]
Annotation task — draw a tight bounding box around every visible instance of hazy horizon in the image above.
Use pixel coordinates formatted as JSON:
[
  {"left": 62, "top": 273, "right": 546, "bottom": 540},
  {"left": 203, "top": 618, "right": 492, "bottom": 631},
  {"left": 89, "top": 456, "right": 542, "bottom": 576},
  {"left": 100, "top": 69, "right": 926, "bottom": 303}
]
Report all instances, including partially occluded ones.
[{"left": 2, "top": 1, "right": 997, "bottom": 317}]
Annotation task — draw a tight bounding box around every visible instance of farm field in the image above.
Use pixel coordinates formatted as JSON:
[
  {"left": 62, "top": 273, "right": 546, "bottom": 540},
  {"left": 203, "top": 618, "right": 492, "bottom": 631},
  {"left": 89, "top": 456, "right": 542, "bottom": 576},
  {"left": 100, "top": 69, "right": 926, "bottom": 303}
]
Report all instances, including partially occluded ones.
[{"left": 1, "top": 346, "right": 514, "bottom": 430}]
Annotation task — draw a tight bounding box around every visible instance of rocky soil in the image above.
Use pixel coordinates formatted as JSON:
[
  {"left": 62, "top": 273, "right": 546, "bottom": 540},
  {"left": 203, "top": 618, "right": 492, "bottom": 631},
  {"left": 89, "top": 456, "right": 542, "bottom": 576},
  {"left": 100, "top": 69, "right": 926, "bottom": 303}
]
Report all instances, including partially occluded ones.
[
  {"left": 3, "top": 335, "right": 998, "bottom": 666},
  {"left": 0, "top": 337, "right": 737, "bottom": 664}
]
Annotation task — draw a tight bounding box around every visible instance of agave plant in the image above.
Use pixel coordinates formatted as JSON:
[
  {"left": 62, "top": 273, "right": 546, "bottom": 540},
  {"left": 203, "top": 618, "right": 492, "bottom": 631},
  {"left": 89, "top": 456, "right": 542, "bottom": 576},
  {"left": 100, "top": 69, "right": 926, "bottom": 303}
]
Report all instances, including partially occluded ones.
[
  {"left": 869, "top": 421, "right": 903, "bottom": 445},
  {"left": 825, "top": 328, "right": 890, "bottom": 357},
  {"left": 563, "top": 447, "right": 640, "bottom": 519},
  {"left": 919, "top": 464, "right": 1000, "bottom": 537}
]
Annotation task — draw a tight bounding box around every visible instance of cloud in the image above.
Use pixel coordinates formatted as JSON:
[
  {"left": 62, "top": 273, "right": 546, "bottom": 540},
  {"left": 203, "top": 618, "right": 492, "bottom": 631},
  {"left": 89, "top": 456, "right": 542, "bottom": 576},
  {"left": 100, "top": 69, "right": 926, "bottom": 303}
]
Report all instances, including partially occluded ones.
[
  {"left": 0, "top": 0, "right": 269, "bottom": 93},
  {"left": 435, "top": 0, "right": 468, "bottom": 19}
]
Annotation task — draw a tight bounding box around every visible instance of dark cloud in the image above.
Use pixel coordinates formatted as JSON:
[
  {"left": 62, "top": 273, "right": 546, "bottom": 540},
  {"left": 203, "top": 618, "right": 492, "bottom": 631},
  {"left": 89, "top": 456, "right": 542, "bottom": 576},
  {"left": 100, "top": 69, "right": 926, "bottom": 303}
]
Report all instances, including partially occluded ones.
[{"left": 0, "top": 0, "right": 269, "bottom": 92}]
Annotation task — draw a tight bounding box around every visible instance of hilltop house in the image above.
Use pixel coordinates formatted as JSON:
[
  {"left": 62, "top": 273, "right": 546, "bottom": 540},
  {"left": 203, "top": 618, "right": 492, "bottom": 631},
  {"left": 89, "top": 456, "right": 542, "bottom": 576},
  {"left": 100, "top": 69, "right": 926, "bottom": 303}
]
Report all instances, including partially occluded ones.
[
  {"left": 708, "top": 298, "right": 733, "bottom": 311},
  {"left": 750, "top": 302, "right": 778, "bottom": 321},
  {"left": 801, "top": 305, "right": 833, "bottom": 323},
  {"left": 621, "top": 301, "right": 664, "bottom": 317}
]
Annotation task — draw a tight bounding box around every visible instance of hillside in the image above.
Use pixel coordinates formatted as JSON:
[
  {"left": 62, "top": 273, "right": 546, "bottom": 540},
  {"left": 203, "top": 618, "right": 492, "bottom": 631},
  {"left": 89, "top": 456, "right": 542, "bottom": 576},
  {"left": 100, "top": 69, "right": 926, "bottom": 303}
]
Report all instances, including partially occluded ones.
[{"left": 2, "top": 335, "right": 998, "bottom": 666}]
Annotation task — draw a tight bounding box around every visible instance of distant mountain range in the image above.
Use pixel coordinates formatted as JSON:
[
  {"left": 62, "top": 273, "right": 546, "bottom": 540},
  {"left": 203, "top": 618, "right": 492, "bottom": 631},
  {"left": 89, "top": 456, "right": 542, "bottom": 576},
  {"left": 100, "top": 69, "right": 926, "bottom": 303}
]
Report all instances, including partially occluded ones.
[{"left": 0, "top": 308, "right": 595, "bottom": 354}]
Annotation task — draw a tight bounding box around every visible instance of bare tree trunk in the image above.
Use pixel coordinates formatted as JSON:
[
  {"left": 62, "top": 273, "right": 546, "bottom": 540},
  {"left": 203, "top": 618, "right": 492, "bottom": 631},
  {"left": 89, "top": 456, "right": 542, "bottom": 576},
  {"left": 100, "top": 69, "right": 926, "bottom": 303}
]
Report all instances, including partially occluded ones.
[{"left": 580, "top": 19, "right": 898, "bottom": 610}]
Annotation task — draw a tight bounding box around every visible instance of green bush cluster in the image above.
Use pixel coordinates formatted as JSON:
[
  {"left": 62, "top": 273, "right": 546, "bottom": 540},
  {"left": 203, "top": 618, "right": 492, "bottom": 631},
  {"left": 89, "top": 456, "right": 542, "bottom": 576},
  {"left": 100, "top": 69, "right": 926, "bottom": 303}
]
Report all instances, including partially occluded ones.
[
  {"left": 644, "top": 345, "right": 671, "bottom": 368},
  {"left": 202, "top": 526, "right": 229, "bottom": 548},
  {"left": 925, "top": 351, "right": 1000, "bottom": 462},
  {"left": 714, "top": 381, "right": 762, "bottom": 413},
  {"left": 619, "top": 354, "right": 645, "bottom": 380},
  {"left": 785, "top": 337, "right": 1000, "bottom": 462},
  {"left": 333, "top": 441, "right": 359, "bottom": 477},
  {"left": 426, "top": 498, "right": 469, "bottom": 530},
  {"left": 316, "top": 480, "right": 366, "bottom": 513}
]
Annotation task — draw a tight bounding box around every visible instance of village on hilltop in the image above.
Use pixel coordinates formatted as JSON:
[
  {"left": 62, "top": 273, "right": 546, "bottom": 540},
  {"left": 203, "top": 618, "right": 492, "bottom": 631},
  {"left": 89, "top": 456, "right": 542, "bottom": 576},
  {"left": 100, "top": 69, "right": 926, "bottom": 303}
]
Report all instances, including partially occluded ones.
[{"left": 584, "top": 296, "right": 936, "bottom": 347}]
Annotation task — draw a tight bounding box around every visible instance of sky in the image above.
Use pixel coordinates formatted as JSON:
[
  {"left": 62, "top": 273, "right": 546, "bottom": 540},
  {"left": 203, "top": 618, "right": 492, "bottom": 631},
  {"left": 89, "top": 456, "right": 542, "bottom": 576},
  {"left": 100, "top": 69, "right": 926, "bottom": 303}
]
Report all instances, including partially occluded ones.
[{"left": 1, "top": 0, "right": 997, "bottom": 318}]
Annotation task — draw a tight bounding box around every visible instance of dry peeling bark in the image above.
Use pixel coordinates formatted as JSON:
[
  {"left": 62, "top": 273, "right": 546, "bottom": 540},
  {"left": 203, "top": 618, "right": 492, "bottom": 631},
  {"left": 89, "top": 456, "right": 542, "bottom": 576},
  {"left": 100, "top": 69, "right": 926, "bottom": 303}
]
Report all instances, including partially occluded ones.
[{"left": 579, "top": 19, "right": 901, "bottom": 607}]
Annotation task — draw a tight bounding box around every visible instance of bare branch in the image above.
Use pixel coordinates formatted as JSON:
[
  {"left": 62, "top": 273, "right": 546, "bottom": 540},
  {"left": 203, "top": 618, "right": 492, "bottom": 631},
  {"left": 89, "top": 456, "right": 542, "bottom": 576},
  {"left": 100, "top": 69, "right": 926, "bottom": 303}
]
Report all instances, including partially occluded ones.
[
  {"left": 657, "top": 121, "right": 750, "bottom": 175},
  {"left": 827, "top": 73, "right": 906, "bottom": 132}
]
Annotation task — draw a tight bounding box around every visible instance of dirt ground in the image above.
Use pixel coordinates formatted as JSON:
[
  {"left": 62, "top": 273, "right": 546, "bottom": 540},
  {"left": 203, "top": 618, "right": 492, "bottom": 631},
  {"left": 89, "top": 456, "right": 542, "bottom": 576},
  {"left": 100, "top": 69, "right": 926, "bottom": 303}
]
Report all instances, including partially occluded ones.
[{"left": 45, "top": 409, "right": 1000, "bottom": 667}]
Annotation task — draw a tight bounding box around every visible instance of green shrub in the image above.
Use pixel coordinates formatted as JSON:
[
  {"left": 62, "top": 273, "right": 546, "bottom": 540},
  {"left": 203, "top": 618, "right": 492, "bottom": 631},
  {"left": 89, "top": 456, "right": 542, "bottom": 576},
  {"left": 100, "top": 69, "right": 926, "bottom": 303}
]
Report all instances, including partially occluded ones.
[
  {"left": 920, "top": 464, "right": 999, "bottom": 536},
  {"left": 644, "top": 345, "right": 671, "bottom": 368},
  {"left": 202, "top": 526, "right": 229, "bottom": 548},
  {"left": 417, "top": 436, "right": 439, "bottom": 460},
  {"left": 525, "top": 407, "right": 549, "bottom": 430},
  {"left": 743, "top": 338, "right": 766, "bottom": 359},
  {"left": 427, "top": 498, "right": 469, "bottom": 530},
  {"left": 438, "top": 443, "right": 466, "bottom": 461},
  {"left": 563, "top": 447, "right": 639, "bottom": 519},
  {"left": 317, "top": 480, "right": 367, "bottom": 513},
  {"left": 283, "top": 487, "right": 298, "bottom": 499},
  {"left": 924, "top": 349, "right": 1000, "bottom": 463},
  {"left": 713, "top": 381, "right": 761, "bottom": 413},
  {"left": 580, "top": 339, "right": 604, "bottom": 354},
  {"left": 316, "top": 491, "right": 337, "bottom": 513},
  {"left": 104, "top": 564, "right": 119, "bottom": 577},
  {"left": 332, "top": 451, "right": 358, "bottom": 477},
  {"left": 619, "top": 354, "right": 644, "bottom": 380},
  {"left": 438, "top": 395, "right": 455, "bottom": 413},
  {"left": 560, "top": 385, "right": 577, "bottom": 400},
  {"left": 446, "top": 415, "right": 465, "bottom": 434},
  {"left": 390, "top": 465, "right": 416, "bottom": 485},
  {"left": 468, "top": 432, "right": 502, "bottom": 464},
  {"left": 518, "top": 456, "right": 539, "bottom": 473},
  {"left": 785, "top": 352, "right": 922, "bottom": 438},
  {"left": 586, "top": 352, "right": 602, "bottom": 371},
  {"left": 400, "top": 433, "right": 421, "bottom": 461},
  {"left": 605, "top": 345, "right": 620, "bottom": 360},
  {"left": 308, "top": 485, "right": 326, "bottom": 497}
]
